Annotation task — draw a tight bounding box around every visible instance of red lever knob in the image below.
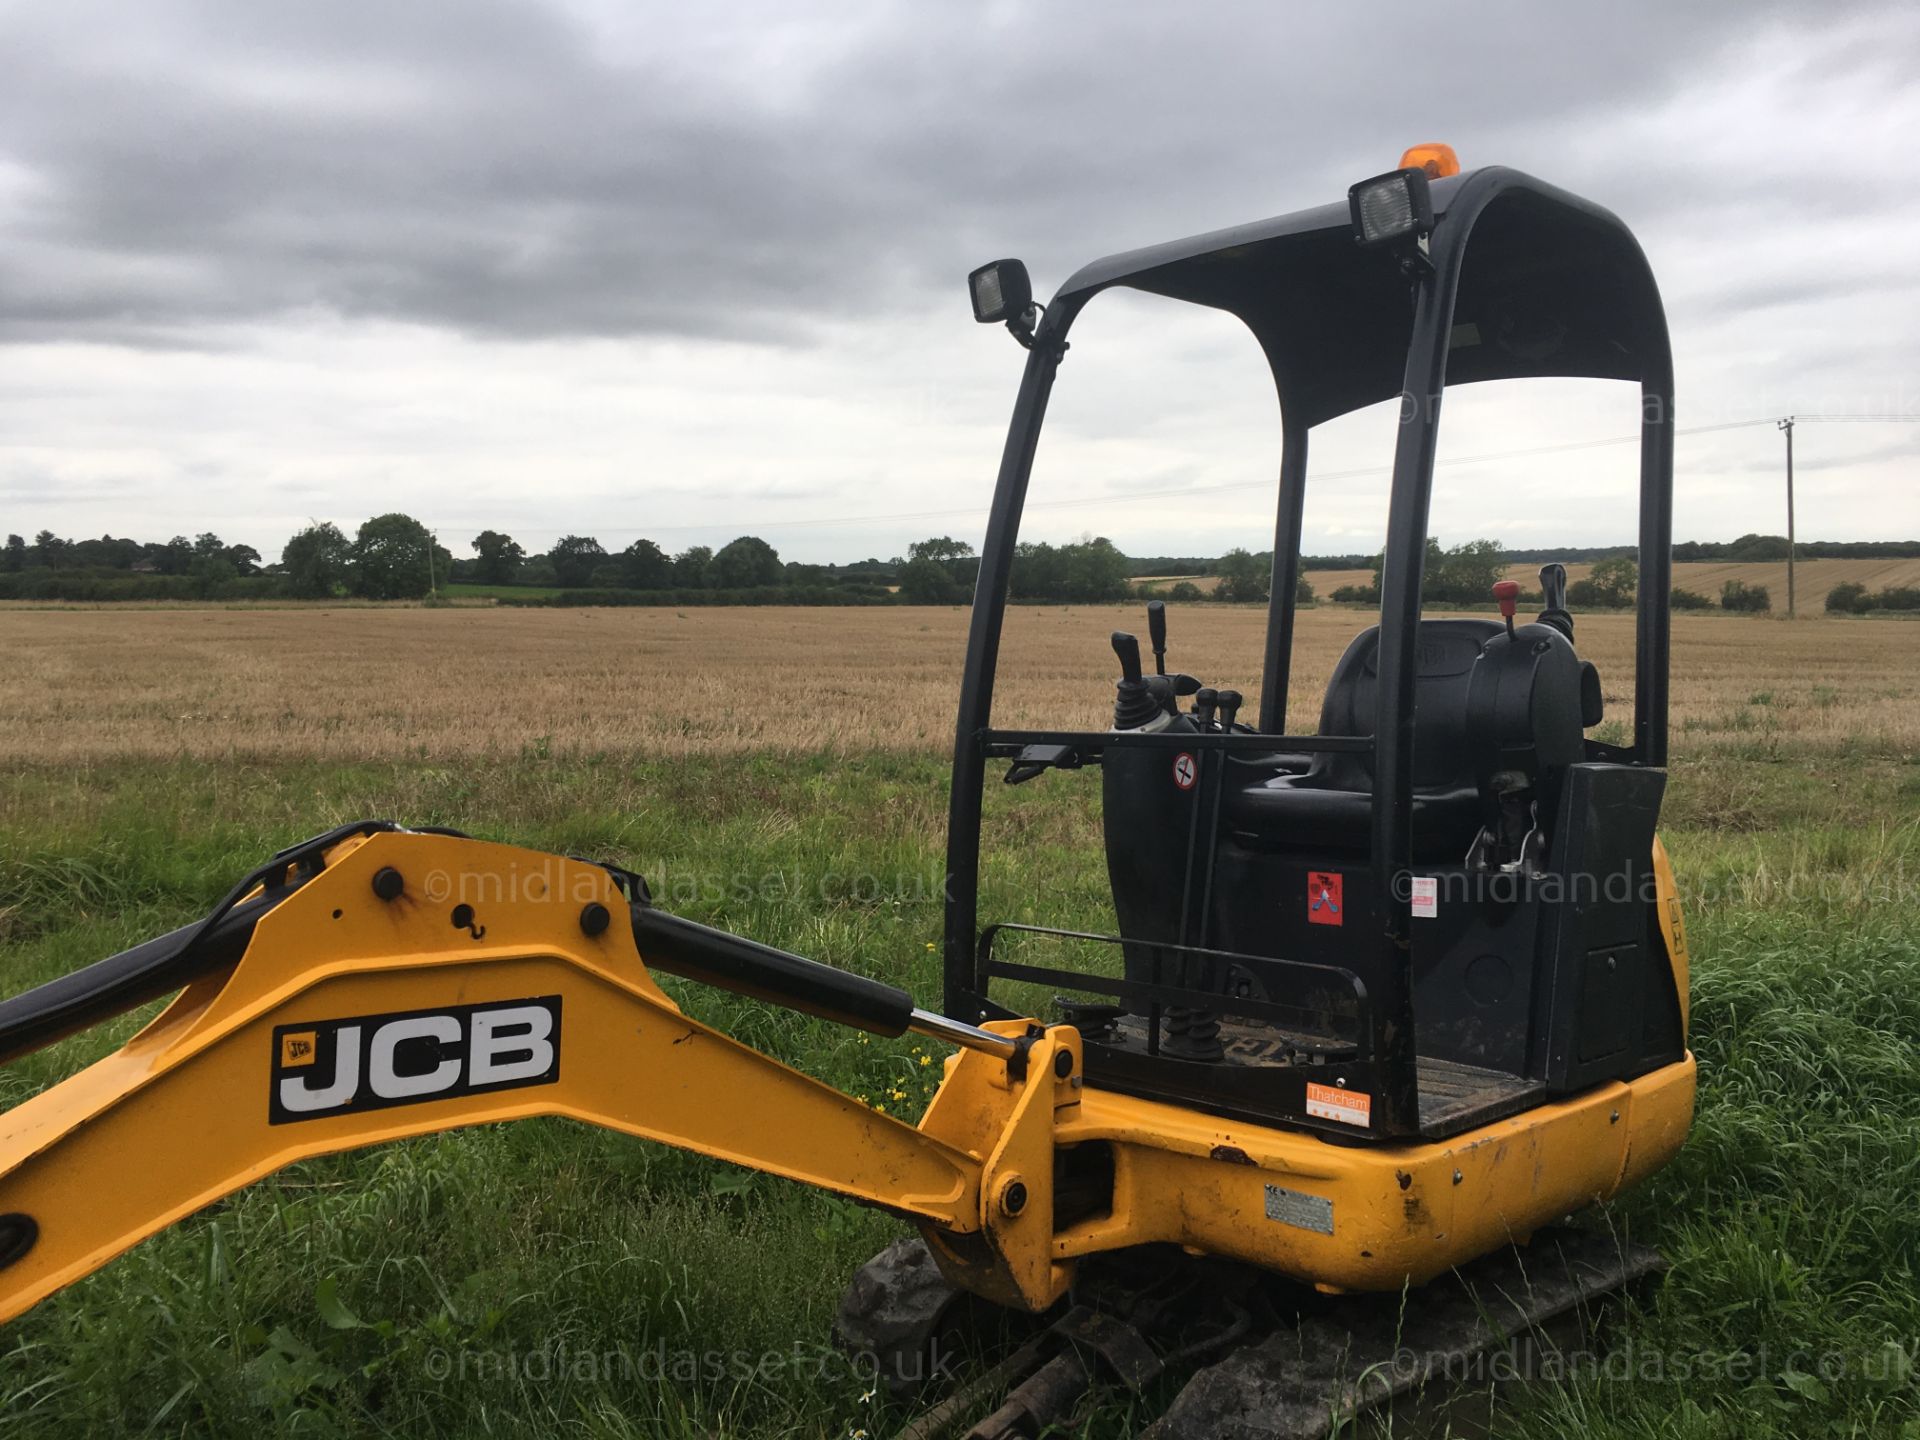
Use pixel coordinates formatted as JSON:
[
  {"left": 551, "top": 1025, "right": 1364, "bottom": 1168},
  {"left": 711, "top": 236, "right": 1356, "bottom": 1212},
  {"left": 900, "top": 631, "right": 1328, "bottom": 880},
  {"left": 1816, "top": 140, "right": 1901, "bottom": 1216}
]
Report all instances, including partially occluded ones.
[{"left": 1492, "top": 580, "right": 1520, "bottom": 620}]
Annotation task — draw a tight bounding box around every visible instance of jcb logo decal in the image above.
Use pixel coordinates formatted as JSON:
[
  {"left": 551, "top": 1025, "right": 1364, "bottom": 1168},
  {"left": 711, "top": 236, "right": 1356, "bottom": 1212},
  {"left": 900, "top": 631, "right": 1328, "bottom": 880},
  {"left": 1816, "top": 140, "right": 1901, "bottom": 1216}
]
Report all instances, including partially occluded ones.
[{"left": 269, "top": 997, "right": 561, "bottom": 1124}]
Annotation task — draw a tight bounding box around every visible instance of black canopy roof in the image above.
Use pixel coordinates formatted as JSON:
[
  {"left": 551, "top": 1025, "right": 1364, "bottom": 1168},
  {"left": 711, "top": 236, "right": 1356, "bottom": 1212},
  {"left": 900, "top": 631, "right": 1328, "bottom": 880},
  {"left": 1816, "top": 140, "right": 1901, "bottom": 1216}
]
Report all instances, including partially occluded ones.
[{"left": 1051, "top": 167, "right": 1668, "bottom": 428}]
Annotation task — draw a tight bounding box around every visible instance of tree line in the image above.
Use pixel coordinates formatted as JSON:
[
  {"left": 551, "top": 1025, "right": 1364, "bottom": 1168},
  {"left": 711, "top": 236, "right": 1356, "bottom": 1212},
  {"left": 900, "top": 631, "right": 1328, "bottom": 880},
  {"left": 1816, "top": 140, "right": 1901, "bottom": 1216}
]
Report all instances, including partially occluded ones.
[
  {"left": 0, "top": 520, "right": 840, "bottom": 602},
  {"left": 9, "top": 519, "right": 1909, "bottom": 611},
  {"left": 0, "top": 522, "right": 1190, "bottom": 606},
  {"left": 486, "top": 530, "right": 1159, "bottom": 605},
  {"left": 0, "top": 519, "right": 459, "bottom": 600}
]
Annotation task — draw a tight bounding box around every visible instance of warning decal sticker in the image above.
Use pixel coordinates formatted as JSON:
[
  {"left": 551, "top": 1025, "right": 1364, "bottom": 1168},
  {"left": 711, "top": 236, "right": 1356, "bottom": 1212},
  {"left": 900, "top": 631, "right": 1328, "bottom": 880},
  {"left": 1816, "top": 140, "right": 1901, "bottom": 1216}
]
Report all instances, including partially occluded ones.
[
  {"left": 1304, "top": 1081, "right": 1372, "bottom": 1128},
  {"left": 1410, "top": 875, "right": 1439, "bottom": 919},
  {"left": 1307, "top": 871, "right": 1343, "bottom": 926}
]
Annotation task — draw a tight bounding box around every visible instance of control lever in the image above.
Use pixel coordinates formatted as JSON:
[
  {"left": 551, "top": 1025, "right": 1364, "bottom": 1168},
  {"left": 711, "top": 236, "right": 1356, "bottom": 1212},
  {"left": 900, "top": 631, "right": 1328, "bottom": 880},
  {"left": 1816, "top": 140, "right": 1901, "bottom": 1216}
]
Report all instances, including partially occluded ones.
[
  {"left": 1193, "top": 686, "right": 1218, "bottom": 730},
  {"left": 1146, "top": 600, "right": 1168, "bottom": 676},
  {"left": 1493, "top": 580, "right": 1520, "bottom": 640},
  {"left": 1537, "top": 563, "right": 1573, "bottom": 639},
  {"left": 1215, "top": 689, "right": 1244, "bottom": 731},
  {"left": 1110, "top": 632, "right": 1165, "bottom": 731}
]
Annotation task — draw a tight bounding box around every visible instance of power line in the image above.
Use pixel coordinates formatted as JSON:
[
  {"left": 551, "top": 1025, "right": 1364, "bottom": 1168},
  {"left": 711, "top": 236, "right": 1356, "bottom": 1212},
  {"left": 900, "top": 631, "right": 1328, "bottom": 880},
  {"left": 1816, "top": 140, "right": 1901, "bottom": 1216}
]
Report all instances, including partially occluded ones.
[{"left": 1793, "top": 413, "right": 1920, "bottom": 422}]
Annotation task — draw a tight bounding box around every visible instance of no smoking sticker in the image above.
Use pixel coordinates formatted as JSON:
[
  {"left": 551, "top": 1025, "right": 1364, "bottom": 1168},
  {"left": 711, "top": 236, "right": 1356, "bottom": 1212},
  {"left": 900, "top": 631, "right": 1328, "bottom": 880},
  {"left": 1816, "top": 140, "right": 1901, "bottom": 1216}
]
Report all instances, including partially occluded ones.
[
  {"left": 1307, "top": 872, "right": 1343, "bottom": 926},
  {"left": 1172, "top": 753, "right": 1197, "bottom": 790}
]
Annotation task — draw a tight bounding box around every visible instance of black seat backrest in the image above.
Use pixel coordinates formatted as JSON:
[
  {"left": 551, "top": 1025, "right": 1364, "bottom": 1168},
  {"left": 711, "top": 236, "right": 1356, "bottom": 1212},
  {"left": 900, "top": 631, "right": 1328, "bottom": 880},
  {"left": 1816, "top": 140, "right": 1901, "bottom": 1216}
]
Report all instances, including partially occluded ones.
[{"left": 1311, "top": 619, "right": 1503, "bottom": 794}]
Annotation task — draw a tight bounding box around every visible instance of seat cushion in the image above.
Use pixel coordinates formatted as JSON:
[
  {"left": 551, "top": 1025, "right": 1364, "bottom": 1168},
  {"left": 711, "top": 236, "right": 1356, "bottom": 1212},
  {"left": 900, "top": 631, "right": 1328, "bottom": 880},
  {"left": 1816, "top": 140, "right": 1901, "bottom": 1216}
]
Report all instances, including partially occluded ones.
[{"left": 1218, "top": 620, "right": 1504, "bottom": 863}]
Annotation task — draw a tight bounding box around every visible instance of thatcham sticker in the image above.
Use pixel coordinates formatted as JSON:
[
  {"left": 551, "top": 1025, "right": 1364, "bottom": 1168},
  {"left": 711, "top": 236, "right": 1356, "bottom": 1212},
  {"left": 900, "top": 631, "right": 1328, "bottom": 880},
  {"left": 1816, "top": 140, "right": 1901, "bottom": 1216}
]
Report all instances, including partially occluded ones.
[
  {"left": 1304, "top": 1080, "right": 1372, "bottom": 1128},
  {"left": 269, "top": 996, "right": 562, "bottom": 1124}
]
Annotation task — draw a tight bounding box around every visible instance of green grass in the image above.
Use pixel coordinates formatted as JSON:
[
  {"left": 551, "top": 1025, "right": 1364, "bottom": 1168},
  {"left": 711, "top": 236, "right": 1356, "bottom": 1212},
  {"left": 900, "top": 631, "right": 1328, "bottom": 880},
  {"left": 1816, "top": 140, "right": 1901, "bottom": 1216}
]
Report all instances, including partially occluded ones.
[{"left": 1, "top": 742, "right": 1917, "bottom": 1437}]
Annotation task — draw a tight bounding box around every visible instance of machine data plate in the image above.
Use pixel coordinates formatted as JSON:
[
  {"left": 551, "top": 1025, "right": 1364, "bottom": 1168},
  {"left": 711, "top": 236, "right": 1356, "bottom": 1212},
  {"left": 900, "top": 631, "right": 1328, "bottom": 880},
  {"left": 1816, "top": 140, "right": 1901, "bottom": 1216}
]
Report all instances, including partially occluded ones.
[{"left": 1263, "top": 1183, "right": 1334, "bottom": 1235}]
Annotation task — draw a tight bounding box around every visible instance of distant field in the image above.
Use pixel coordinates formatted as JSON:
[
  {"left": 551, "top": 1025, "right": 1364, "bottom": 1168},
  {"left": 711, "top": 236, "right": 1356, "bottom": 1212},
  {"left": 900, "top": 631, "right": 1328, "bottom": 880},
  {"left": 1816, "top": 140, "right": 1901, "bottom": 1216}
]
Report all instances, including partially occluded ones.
[
  {"left": 1302, "top": 567, "right": 1378, "bottom": 595},
  {"left": 1133, "top": 574, "right": 1222, "bottom": 594},
  {"left": 1648, "top": 555, "right": 1920, "bottom": 599},
  {"left": 1514, "top": 556, "right": 1920, "bottom": 602},
  {"left": 1139, "top": 557, "right": 1920, "bottom": 602}
]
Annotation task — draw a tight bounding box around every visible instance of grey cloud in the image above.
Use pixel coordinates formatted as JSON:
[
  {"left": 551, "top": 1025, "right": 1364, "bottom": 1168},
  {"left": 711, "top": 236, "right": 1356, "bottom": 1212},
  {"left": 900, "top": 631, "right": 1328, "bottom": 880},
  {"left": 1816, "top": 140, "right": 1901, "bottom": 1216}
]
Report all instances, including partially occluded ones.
[
  {"left": 0, "top": 468, "right": 145, "bottom": 501},
  {"left": 1718, "top": 434, "right": 1920, "bottom": 473},
  {"left": 0, "top": 0, "right": 1878, "bottom": 348}
]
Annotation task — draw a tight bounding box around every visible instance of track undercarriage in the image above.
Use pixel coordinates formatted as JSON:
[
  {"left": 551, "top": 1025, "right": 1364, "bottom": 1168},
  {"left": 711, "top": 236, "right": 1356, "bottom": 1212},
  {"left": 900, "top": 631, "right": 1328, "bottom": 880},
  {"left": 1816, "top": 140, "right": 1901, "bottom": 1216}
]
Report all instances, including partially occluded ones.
[{"left": 839, "top": 1228, "right": 1663, "bottom": 1440}]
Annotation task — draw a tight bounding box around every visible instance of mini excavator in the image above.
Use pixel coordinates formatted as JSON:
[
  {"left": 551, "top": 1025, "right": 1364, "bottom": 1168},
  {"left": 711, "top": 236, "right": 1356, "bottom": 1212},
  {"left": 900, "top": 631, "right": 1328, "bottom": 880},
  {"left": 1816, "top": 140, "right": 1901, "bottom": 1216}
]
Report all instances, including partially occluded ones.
[{"left": 0, "top": 147, "right": 1694, "bottom": 1437}]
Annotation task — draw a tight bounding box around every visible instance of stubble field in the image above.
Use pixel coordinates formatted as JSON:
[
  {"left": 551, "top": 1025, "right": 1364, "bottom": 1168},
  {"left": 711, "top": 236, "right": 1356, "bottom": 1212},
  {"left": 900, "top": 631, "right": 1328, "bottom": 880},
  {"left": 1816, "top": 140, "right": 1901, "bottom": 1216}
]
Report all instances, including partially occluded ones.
[
  {"left": 0, "top": 603, "right": 1917, "bottom": 1439},
  {"left": 4, "top": 603, "right": 1917, "bottom": 762}
]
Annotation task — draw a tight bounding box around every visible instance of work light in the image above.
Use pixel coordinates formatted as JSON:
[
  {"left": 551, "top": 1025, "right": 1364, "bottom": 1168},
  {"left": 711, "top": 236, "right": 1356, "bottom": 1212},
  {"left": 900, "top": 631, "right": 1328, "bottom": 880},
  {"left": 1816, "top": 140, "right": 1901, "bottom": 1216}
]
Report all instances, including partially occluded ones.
[
  {"left": 968, "top": 259, "right": 1032, "bottom": 326},
  {"left": 1348, "top": 167, "right": 1435, "bottom": 250}
]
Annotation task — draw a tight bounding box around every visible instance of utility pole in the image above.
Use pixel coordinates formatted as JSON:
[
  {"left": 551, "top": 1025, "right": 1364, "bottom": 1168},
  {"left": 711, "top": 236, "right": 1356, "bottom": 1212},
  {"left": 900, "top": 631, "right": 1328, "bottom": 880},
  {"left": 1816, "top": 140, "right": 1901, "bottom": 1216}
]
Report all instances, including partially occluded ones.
[{"left": 1777, "top": 416, "right": 1796, "bottom": 617}]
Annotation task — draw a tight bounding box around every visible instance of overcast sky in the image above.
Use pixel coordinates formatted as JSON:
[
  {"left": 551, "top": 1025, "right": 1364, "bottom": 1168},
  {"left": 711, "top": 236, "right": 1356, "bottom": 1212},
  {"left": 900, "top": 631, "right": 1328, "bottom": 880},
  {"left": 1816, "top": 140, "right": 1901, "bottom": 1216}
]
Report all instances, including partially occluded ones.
[{"left": 2, "top": 1, "right": 1917, "bottom": 565}]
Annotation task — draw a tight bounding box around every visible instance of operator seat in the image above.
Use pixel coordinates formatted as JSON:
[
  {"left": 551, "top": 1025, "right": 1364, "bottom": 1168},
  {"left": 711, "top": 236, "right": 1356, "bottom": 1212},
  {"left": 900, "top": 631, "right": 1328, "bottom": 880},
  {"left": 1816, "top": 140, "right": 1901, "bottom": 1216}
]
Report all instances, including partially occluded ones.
[{"left": 1226, "top": 619, "right": 1515, "bottom": 862}]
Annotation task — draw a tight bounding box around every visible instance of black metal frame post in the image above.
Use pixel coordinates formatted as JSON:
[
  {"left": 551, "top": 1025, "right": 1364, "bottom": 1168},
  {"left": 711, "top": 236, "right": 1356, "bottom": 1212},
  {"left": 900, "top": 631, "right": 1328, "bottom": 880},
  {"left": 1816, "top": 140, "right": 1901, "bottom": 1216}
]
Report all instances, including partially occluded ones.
[
  {"left": 1367, "top": 237, "right": 1465, "bottom": 1133},
  {"left": 1258, "top": 423, "right": 1310, "bottom": 733},
  {"left": 1636, "top": 357, "right": 1675, "bottom": 767},
  {"left": 943, "top": 306, "right": 1076, "bottom": 1021}
]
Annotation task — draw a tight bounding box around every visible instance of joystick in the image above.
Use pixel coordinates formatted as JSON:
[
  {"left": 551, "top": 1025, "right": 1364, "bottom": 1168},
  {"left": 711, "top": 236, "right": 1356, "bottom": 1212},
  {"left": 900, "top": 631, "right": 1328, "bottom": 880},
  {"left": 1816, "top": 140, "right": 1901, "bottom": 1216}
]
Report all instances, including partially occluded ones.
[
  {"left": 1110, "top": 633, "right": 1167, "bottom": 731},
  {"left": 1493, "top": 580, "right": 1520, "bottom": 640},
  {"left": 1193, "top": 687, "right": 1218, "bottom": 730}
]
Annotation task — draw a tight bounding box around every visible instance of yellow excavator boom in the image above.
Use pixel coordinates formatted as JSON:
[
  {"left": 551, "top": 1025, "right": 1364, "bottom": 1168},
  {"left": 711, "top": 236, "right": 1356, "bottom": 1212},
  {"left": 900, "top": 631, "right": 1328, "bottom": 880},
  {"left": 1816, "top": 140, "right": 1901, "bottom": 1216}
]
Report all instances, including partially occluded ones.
[{"left": 0, "top": 829, "right": 1085, "bottom": 1321}]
